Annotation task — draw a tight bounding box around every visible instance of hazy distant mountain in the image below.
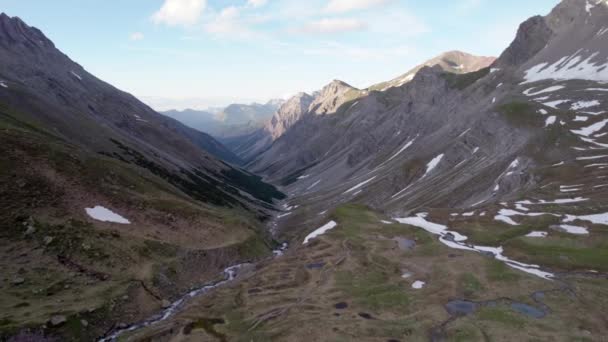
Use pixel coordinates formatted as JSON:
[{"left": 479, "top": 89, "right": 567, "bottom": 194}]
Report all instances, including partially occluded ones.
[
  {"left": 163, "top": 108, "right": 218, "bottom": 131},
  {"left": 221, "top": 92, "right": 315, "bottom": 162},
  {"left": 163, "top": 99, "right": 284, "bottom": 139}
]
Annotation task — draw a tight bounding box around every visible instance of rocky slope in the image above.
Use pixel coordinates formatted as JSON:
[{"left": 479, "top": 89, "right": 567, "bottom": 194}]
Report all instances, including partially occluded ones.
[
  {"left": 245, "top": 51, "right": 495, "bottom": 186},
  {"left": 227, "top": 54, "right": 493, "bottom": 164},
  {"left": 0, "top": 12, "right": 284, "bottom": 341}
]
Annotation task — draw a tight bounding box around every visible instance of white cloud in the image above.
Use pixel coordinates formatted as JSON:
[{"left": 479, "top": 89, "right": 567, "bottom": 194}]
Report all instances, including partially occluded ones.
[
  {"left": 247, "top": 0, "right": 268, "bottom": 8},
  {"left": 202, "top": 2, "right": 274, "bottom": 39},
  {"left": 204, "top": 6, "right": 254, "bottom": 37},
  {"left": 325, "top": 0, "right": 391, "bottom": 13},
  {"left": 152, "top": 0, "right": 206, "bottom": 26},
  {"left": 129, "top": 32, "right": 145, "bottom": 41},
  {"left": 302, "top": 18, "right": 367, "bottom": 34}
]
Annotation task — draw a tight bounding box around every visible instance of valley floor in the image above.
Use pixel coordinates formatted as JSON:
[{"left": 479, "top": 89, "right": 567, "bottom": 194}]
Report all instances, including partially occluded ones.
[{"left": 127, "top": 205, "right": 608, "bottom": 342}]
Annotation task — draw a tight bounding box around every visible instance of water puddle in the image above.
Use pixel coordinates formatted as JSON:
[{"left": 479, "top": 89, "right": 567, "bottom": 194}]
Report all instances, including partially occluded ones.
[
  {"left": 358, "top": 312, "right": 374, "bottom": 320},
  {"left": 445, "top": 300, "right": 478, "bottom": 316},
  {"left": 306, "top": 262, "right": 326, "bottom": 269},
  {"left": 510, "top": 302, "right": 546, "bottom": 318},
  {"left": 445, "top": 298, "right": 547, "bottom": 319},
  {"left": 334, "top": 302, "right": 349, "bottom": 309},
  {"left": 393, "top": 237, "right": 416, "bottom": 250}
]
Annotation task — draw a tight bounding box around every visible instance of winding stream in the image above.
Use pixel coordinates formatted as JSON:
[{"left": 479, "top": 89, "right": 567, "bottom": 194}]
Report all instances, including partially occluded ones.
[{"left": 98, "top": 243, "right": 288, "bottom": 341}]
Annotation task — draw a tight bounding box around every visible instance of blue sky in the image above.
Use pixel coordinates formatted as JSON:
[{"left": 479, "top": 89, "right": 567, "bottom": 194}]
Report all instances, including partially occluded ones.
[{"left": 1, "top": 0, "right": 559, "bottom": 110}]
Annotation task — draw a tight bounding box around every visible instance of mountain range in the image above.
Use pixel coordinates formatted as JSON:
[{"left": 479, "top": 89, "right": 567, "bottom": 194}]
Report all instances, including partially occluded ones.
[
  {"left": 163, "top": 99, "right": 284, "bottom": 142},
  {"left": 2, "top": 0, "right": 608, "bottom": 341}
]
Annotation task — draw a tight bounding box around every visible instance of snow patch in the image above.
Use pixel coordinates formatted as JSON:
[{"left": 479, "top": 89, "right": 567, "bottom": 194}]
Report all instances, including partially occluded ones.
[
  {"left": 526, "top": 231, "right": 548, "bottom": 238},
  {"left": 581, "top": 111, "right": 606, "bottom": 116},
  {"left": 412, "top": 281, "right": 426, "bottom": 289},
  {"left": 543, "top": 100, "right": 569, "bottom": 109},
  {"left": 522, "top": 52, "right": 608, "bottom": 84},
  {"left": 303, "top": 221, "right": 338, "bottom": 244},
  {"left": 388, "top": 138, "right": 416, "bottom": 161},
  {"left": 495, "top": 214, "right": 519, "bottom": 226},
  {"left": 344, "top": 176, "right": 377, "bottom": 194},
  {"left": 523, "top": 85, "right": 565, "bottom": 96},
  {"left": 394, "top": 214, "right": 554, "bottom": 280},
  {"left": 557, "top": 224, "right": 589, "bottom": 235},
  {"left": 577, "top": 155, "right": 608, "bottom": 160},
  {"left": 571, "top": 119, "right": 608, "bottom": 136},
  {"left": 71, "top": 71, "right": 83, "bottom": 81},
  {"left": 395, "top": 213, "right": 467, "bottom": 241},
  {"left": 307, "top": 180, "right": 321, "bottom": 190},
  {"left": 516, "top": 197, "right": 588, "bottom": 205},
  {"left": 423, "top": 154, "right": 444, "bottom": 178},
  {"left": 505, "top": 158, "right": 520, "bottom": 176},
  {"left": 587, "top": 0, "right": 608, "bottom": 12},
  {"left": 597, "top": 27, "right": 608, "bottom": 36},
  {"left": 85, "top": 206, "right": 130, "bottom": 224},
  {"left": 571, "top": 100, "right": 600, "bottom": 111},
  {"left": 564, "top": 212, "right": 608, "bottom": 225}
]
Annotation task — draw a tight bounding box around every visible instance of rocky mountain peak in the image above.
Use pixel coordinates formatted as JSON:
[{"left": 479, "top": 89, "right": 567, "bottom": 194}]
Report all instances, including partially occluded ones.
[
  {"left": 267, "top": 92, "right": 314, "bottom": 139},
  {"left": 496, "top": 0, "right": 608, "bottom": 76},
  {"left": 496, "top": 15, "right": 553, "bottom": 67},
  {"left": 437, "top": 50, "right": 494, "bottom": 66},
  {"left": 369, "top": 51, "right": 495, "bottom": 91},
  {"left": 434, "top": 50, "right": 496, "bottom": 73},
  {"left": 0, "top": 13, "right": 54, "bottom": 50},
  {"left": 291, "top": 91, "right": 312, "bottom": 100},
  {"left": 285, "top": 92, "right": 313, "bottom": 105},
  {"left": 322, "top": 79, "right": 356, "bottom": 94},
  {"left": 308, "top": 80, "right": 359, "bottom": 115},
  {"left": 545, "top": 0, "right": 607, "bottom": 32}
]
